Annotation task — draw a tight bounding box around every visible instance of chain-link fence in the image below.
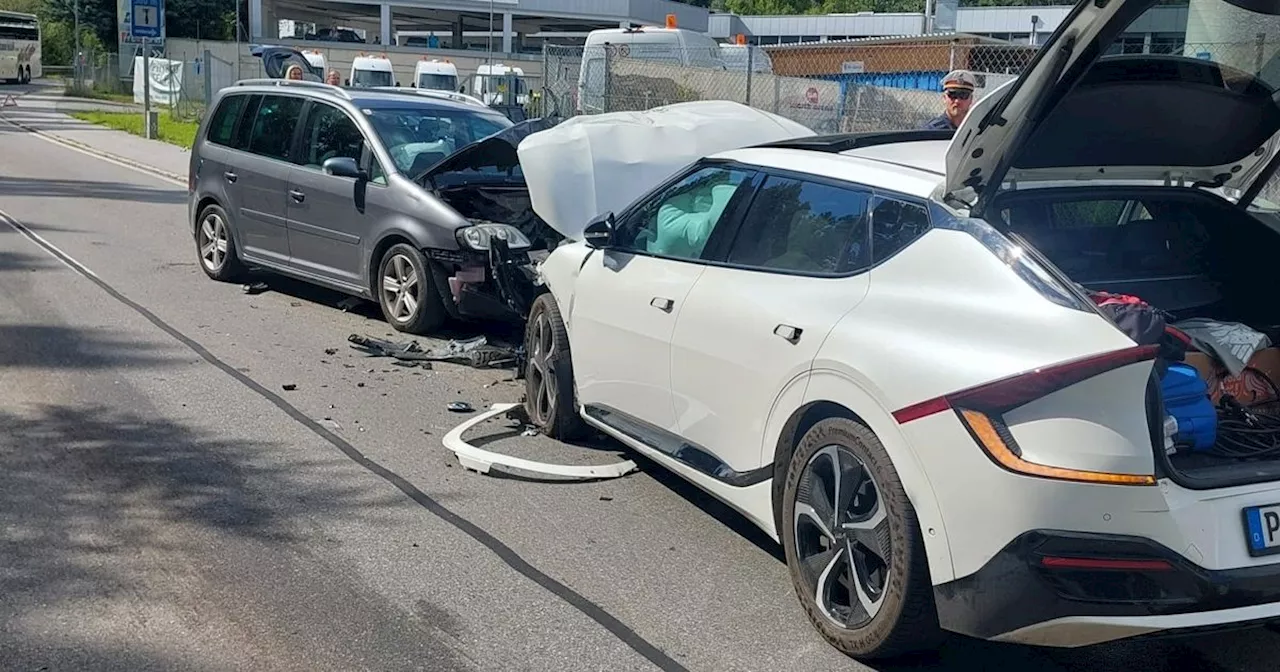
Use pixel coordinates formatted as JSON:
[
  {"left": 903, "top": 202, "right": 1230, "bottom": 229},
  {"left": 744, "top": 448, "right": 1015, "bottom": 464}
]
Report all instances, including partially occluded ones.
[{"left": 543, "top": 37, "right": 1280, "bottom": 135}]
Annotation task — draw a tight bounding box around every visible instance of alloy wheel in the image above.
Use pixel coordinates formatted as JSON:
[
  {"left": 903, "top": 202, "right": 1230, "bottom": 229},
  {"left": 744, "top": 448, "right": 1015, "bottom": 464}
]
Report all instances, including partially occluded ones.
[
  {"left": 526, "top": 310, "right": 558, "bottom": 425},
  {"left": 381, "top": 254, "right": 420, "bottom": 323},
  {"left": 198, "top": 212, "right": 229, "bottom": 272},
  {"left": 794, "top": 444, "right": 892, "bottom": 629}
]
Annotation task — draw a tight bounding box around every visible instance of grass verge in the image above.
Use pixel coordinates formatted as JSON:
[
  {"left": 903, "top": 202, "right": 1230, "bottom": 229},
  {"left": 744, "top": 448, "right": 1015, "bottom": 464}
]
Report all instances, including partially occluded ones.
[{"left": 69, "top": 111, "right": 198, "bottom": 149}]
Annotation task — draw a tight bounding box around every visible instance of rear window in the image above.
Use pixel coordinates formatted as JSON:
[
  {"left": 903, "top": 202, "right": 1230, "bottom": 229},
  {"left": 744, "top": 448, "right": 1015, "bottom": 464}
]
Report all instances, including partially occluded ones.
[{"left": 999, "top": 196, "right": 1210, "bottom": 282}]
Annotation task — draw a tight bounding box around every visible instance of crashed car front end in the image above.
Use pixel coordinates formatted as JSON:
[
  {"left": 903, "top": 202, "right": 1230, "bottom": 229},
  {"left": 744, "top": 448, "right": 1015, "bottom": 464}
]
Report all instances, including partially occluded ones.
[{"left": 416, "top": 117, "right": 564, "bottom": 323}]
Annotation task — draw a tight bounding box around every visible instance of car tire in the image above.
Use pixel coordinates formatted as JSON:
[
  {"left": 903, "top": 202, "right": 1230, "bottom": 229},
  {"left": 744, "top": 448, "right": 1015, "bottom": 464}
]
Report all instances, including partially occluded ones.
[
  {"left": 195, "top": 203, "right": 246, "bottom": 282},
  {"left": 781, "top": 416, "right": 942, "bottom": 660},
  {"left": 524, "top": 292, "right": 587, "bottom": 441},
  {"left": 376, "top": 243, "right": 446, "bottom": 336}
]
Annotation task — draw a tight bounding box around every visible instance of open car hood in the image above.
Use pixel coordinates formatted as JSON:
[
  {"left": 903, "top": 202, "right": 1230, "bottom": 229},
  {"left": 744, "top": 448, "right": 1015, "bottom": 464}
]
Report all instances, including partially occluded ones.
[
  {"left": 945, "top": 0, "right": 1280, "bottom": 216},
  {"left": 418, "top": 117, "right": 560, "bottom": 184}
]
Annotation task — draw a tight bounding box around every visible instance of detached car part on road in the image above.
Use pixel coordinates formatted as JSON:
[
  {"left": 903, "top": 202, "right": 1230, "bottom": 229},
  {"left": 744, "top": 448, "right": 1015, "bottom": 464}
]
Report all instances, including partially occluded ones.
[
  {"left": 512, "top": 0, "right": 1280, "bottom": 662},
  {"left": 188, "top": 78, "right": 563, "bottom": 334}
]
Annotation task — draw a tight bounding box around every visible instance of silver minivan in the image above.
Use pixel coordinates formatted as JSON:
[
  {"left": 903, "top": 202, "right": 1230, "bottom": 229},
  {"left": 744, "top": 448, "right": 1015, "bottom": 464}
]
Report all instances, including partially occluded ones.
[{"left": 188, "top": 79, "right": 560, "bottom": 334}]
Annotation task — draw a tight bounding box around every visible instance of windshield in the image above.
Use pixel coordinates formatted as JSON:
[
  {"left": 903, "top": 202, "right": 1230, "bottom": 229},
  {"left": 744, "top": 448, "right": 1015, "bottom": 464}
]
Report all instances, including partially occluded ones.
[
  {"left": 417, "top": 73, "right": 458, "bottom": 91},
  {"left": 363, "top": 107, "right": 514, "bottom": 176},
  {"left": 351, "top": 68, "right": 392, "bottom": 87}
]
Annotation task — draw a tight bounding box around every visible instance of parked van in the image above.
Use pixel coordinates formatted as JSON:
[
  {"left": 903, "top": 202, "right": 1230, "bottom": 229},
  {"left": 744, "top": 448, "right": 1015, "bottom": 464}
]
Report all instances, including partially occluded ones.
[
  {"left": 348, "top": 53, "right": 396, "bottom": 88},
  {"left": 576, "top": 15, "right": 727, "bottom": 113},
  {"left": 470, "top": 63, "right": 528, "bottom": 106},
  {"left": 719, "top": 42, "right": 773, "bottom": 74},
  {"left": 300, "top": 49, "right": 327, "bottom": 78},
  {"left": 412, "top": 58, "right": 458, "bottom": 92}
]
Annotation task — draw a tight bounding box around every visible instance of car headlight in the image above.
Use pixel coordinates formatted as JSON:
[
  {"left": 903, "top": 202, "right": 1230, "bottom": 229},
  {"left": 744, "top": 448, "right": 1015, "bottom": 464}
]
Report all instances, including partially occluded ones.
[{"left": 456, "top": 223, "right": 532, "bottom": 251}]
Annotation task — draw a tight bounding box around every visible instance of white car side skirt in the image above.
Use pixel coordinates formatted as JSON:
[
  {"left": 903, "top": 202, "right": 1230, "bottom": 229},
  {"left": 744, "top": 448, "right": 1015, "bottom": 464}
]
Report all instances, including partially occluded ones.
[{"left": 442, "top": 403, "right": 639, "bottom": 480}]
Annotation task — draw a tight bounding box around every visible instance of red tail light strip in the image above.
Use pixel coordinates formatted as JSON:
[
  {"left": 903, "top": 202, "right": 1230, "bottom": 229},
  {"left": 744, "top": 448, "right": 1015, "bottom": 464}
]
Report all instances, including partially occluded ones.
[
  {"left": 892, "top": 344, "right": 1160, "bottom": 424},
  {"left": 1040, "top": 556, "right": 1174, "bottom": 571}
]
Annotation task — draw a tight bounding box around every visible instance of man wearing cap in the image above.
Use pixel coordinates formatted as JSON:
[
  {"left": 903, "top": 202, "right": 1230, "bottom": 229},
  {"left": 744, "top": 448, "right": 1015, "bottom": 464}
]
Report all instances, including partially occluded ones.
[{"left": 920, "top": 69, "right": 977, "bottom": 130}]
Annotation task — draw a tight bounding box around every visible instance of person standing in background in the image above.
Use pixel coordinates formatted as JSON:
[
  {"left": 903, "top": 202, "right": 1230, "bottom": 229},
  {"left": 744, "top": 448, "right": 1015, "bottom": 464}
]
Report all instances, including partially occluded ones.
[{"left": 920, "top": 70, "right": 977, "bottom": 131}]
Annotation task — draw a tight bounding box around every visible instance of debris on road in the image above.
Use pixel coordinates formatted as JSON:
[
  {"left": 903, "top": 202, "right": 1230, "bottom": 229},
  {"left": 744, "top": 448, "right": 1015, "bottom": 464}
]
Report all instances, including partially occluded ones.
[
  {"left": 282, "top": 383, "right": 297, "bottom": 391},
  {"left": 442, "top": 403, "right": 638, "bottom": 481},
  {"left": 347, "top": 333, "right": 521, "bottom": 370},
  {"left": 447, "top": 401, "right": 475, "bottom": 413},
  {"left": 337, "top": 297, "right": 363, "bottom": 312},
  {"left": 242, "top": 282, "right": 269, "bottom": 295}
]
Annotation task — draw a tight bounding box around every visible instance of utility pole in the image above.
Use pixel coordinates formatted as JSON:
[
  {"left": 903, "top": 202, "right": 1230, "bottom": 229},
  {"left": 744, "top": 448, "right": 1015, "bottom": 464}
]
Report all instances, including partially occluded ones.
[{"left": 73, "top": 0, "right": 80, "bottom": 87}]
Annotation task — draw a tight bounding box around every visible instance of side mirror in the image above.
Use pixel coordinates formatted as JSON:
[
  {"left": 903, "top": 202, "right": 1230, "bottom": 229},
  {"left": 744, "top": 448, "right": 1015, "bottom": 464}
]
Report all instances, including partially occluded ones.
[
  {"left": 344, "top": 78, "right": 351, "bottom": 86},
  {"left": 583, "top": 213, "right": 615, "bottom": 249},
  {"left": 323, "top": 156, "right": 365, "bottom": 180},
  {"left": 395, "top": 80, "right": 401, "bottom": 87}
]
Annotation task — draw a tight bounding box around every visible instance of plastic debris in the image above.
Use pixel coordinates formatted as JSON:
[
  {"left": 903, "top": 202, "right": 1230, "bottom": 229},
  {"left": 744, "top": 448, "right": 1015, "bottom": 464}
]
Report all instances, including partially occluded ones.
[
  {"left": 442, "top": 403, "right": 638, "bottom": 480},
  {"left": 242, "top": 282, "right": 269, "bottom": 295},
  {"left": 347, "top": 333, "right": 520, "bottom": 369},
  {"left": 282, "top": 383, "right": 297, "bottom": 391},
  {"left": 447, "top": 401, "right": 475, "bottom": 413}
]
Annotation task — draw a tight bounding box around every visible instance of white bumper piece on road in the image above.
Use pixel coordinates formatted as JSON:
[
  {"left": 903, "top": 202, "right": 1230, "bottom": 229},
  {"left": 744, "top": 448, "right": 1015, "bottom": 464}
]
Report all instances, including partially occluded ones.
[
  {"left": 442, "top": 403, "right": 638, "bottom": 480},
  {"left": 994, "top": 601, "right": 1280, "bottom": 647}
]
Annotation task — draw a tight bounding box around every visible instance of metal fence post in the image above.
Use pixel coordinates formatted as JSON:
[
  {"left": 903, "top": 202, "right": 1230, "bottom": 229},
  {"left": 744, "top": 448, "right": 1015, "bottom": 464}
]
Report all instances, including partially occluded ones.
[
  {"left": 203, "top": 49, "right": 213, "bottom": 106},
  {"left": 746, "top": 46, "right": 754, "bottom": 106}
]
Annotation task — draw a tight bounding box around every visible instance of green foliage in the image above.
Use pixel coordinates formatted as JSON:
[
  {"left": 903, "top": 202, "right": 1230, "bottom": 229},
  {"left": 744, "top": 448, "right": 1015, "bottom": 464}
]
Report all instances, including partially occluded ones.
[{"left": 7, "top": 0, "right": 235, "bottom": 50}]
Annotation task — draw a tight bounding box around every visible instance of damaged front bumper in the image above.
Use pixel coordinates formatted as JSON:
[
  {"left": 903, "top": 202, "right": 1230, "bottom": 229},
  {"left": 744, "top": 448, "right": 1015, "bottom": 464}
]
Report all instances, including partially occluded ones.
[{"left": 423, "top": 238, "right": 544, "bottom": 324}]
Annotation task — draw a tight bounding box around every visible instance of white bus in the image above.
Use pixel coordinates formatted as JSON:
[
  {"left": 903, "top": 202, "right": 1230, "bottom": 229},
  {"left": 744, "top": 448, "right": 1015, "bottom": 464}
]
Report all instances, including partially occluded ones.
[{"left": 0, "top": 10, "right": 40, "bottom": 84}]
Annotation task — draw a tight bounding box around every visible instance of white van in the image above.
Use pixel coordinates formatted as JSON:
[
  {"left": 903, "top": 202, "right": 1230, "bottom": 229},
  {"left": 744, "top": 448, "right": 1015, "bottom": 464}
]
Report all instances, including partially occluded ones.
[
  {"left": 301, "top": 49, "right": 327, "bottom": 78},
  {"left": 412, "top": 58, "right": 458, "bottom": 92},
  {"left": 470, "top": 63, "right": 529, "bottom": 106},
  {"left": 348, "top": 53, "right": 395, "bottom": 88},
  {"left": 719, "top": 43, "right": 773, "bottom": 74},
  {"left": 576, "top": 16, "right": 727, "bottom": 113}
]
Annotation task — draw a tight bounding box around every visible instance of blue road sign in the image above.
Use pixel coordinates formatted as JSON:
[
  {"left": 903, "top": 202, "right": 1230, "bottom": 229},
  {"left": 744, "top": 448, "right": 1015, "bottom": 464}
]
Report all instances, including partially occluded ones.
[{"left": 131, "top": 0, "right": 162, "bottom": 40}]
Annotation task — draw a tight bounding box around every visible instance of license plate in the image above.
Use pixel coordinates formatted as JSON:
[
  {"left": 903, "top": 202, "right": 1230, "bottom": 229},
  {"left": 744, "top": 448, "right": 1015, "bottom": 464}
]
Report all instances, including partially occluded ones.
[{"left": 1244, "top": 504, "right": 1280, "bottom": 557}]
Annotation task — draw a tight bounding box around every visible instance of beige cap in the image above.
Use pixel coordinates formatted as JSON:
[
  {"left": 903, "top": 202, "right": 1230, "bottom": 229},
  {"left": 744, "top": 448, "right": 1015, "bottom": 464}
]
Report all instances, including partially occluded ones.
[{"left": 941, "top": 69, "right": 977, "bottom": 91}]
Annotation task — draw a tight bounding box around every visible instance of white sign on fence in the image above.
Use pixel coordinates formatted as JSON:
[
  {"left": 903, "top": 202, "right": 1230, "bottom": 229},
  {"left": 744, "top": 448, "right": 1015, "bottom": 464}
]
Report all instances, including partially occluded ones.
[
  {"left": 841, "top": 61, "right": 866, "bottom": 74},
  {"left": 132, "top": 56, "right": 183, "bottom": 106}
]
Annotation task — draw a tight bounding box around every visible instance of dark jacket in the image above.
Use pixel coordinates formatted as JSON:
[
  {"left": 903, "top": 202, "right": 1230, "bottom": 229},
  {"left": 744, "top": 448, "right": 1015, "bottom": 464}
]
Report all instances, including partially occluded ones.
[{"left": 920, "top": 114, "right": 958, "bottom": 130}]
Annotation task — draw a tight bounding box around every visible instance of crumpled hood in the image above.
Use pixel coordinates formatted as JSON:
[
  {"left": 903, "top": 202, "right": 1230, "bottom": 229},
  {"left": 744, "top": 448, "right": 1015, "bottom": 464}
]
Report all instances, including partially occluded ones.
[{"left": 418, "top": 117, "right": 561, "bottom": 183}]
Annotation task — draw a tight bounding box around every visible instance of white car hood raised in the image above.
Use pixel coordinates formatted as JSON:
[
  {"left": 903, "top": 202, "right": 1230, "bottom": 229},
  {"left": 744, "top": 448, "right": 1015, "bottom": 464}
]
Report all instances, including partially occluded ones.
[
  {"left": 517, "top": 100, "right": 814, "bottom": 240},
  {"left": 944, "top": 0, "right": 1280, "bottom": 215}
]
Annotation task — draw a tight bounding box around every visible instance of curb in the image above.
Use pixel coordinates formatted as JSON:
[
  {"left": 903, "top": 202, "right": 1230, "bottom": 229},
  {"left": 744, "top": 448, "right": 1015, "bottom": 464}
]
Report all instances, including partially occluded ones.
[{"left": 0, "top": 109, "right": 187, "bottom": 185}]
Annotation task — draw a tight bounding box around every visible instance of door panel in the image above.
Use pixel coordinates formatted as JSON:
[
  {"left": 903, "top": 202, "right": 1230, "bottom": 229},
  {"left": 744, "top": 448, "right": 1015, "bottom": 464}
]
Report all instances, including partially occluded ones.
[
  {"left": 235, "top": 94, "right": 305, "bottom": 266},
  {"left": 286, "top": 102, "right": 375, "bottom": 286},
  {"left": 670, "top": 175, "right": 875, "bottom": 474},
  {"left": 572, "top": 162, "right": 758, "bottom": 433},
  {"left": 571, "top": 252, "right": 705, "bottom": 432}
]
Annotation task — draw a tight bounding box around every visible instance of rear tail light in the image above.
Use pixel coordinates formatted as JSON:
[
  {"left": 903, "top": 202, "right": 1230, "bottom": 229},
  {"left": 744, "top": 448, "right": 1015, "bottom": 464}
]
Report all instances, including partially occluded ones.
[{"left": 894, "top": 344, "right": 1160, "bottom": 486}]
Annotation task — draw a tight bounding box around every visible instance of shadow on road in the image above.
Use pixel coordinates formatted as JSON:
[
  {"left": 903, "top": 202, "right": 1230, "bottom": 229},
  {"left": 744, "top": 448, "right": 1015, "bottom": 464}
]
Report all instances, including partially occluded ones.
[
  {"left": 0, "top": 176, "right": 185, "bottom": 204},
  {"left": 0, "top": 401, "right": 474, "bottom": 670},
  {"left": 0, "top": 325, "right": 182, "bottom": 369}
]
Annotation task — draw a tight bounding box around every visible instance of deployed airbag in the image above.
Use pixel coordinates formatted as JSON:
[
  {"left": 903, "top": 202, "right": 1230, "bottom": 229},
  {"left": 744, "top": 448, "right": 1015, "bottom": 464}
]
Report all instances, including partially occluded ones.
[{"left": 517, "top": 101, "right": 814, "bottom": 240}]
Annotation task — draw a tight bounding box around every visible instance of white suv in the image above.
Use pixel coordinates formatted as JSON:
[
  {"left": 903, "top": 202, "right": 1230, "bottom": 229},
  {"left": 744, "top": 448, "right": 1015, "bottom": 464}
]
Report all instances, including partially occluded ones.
[{"left": 522, "top": 0, "right": 1280, "bottom": 660}]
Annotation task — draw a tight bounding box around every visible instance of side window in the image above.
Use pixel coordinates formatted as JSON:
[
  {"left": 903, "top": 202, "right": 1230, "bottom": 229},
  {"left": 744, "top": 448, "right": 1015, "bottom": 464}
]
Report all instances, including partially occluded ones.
[
  {"left": 206, "top": 95, "right": 247, "bottom": 147},
  {"left": 871, "top": 196, "right": 931, "bottom": 263},
  {"left": 297, "top": 102, "right": 367, "bottom": 170},
  {"left": 726, "top": 176, "right": 871, "bottom": 274},
  {"left": 614, "top": 165, "right": 755, "bottom": 261},
  {"left": 1050, "top": 200, "right": 1127, "bottom": 228},
  {"left": 229, "top": 94, "right": 262, "bottom": 151},
  {"left": 246, "top": 94, "right": 305, "bottom": 162}
]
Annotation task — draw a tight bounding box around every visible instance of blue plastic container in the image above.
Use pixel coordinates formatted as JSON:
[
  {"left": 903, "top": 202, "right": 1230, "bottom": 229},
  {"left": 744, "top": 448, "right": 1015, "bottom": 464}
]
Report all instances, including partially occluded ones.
[{"left": 1161, "top": 363, "right": 1218, "bottom": 452}]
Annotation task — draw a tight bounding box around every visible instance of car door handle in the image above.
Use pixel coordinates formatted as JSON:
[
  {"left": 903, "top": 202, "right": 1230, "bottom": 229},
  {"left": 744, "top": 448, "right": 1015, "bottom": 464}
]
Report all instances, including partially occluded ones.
[
  {"left": 650, "top": 297, "right": 674, "bottom": 312},
  {"left": 289, "top": 190, "right": 305, "bottom": 203},
  {"left": 774, "top": 324, "right": 803, "bottom": 343},
  {"left": 223, "top": 171, "right": 237, "bottom": 183}
]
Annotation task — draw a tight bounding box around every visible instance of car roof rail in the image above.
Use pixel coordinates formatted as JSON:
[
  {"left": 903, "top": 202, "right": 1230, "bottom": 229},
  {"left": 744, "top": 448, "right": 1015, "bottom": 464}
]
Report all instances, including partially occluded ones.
[
  {"left": 232, "top": 78, "right": 352, "bottom": 99},
  {"left": 753, "top": 129, "right": 955, "bottom": 153},
  {"left": 368, "top": 86, "right": 488, "bottom": 107}
]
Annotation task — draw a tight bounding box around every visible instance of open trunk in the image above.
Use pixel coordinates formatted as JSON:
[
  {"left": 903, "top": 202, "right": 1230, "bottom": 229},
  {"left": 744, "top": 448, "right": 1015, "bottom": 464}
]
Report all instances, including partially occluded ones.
[{"left": 995, "top": 185, "right": 1280, "bottom": 489}]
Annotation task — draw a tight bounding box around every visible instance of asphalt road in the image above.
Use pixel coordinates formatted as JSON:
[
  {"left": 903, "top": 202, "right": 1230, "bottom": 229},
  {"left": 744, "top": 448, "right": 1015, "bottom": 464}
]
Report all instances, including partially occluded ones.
[{"left": 2, "top": 88, "right": 1280, "bottom": 672}]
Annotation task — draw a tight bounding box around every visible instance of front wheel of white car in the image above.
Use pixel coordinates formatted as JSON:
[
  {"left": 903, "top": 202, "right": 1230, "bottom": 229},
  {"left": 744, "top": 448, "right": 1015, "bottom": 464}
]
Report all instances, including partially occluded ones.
[
  {"left": 524, "top": 292, "right": 587, "bottom": 441},
  {"left": 781, "top": 417, "right": 942, "bottom": 660}
]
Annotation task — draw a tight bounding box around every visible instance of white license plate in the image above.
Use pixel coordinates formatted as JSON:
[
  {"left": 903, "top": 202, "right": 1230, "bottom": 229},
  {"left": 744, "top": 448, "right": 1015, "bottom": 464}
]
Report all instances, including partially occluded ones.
[{"left": 1244, "top": 504, "right": 1280, "bottom": 557}]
